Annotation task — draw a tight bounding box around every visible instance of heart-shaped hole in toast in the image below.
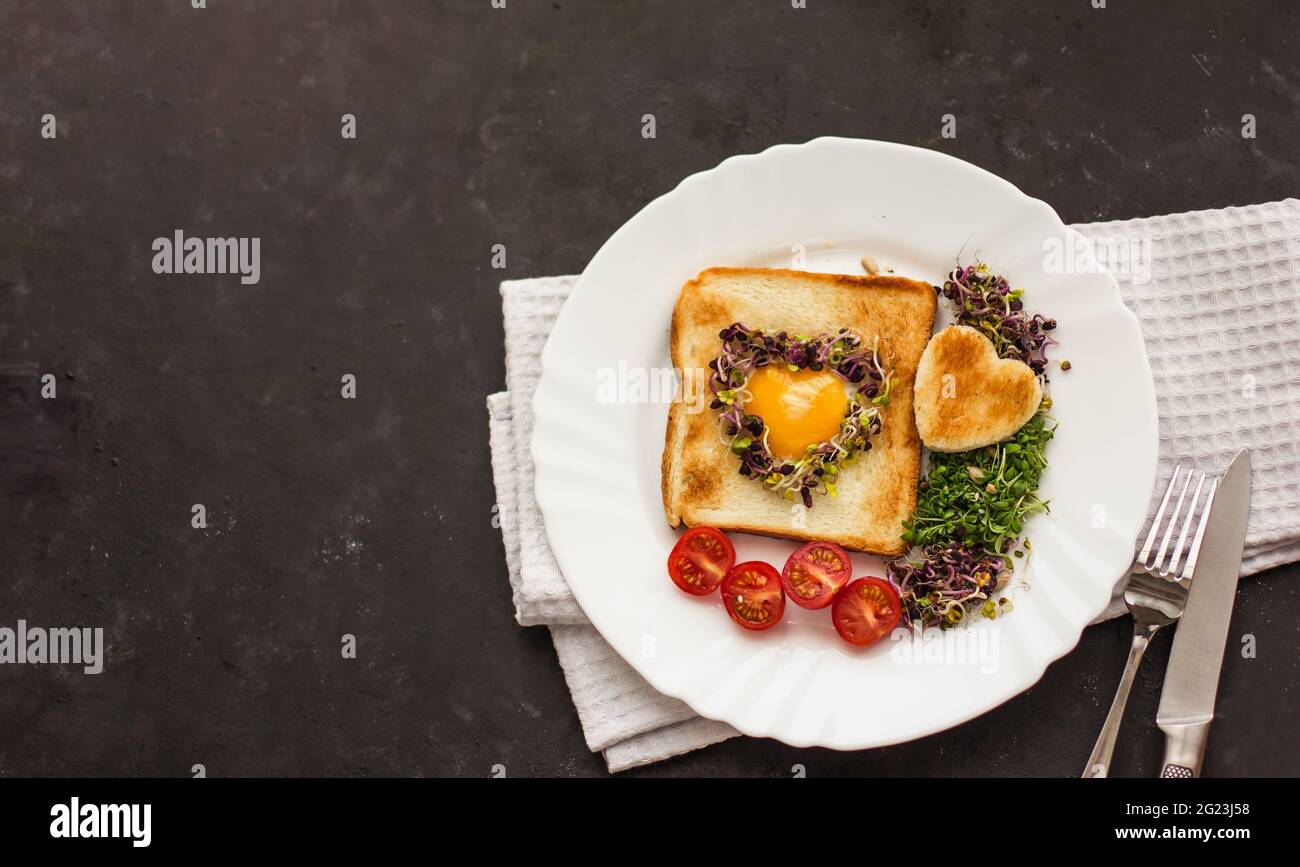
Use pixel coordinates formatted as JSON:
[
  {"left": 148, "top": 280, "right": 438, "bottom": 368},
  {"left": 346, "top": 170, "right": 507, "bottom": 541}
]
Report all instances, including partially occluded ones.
[
  {"left": 743, "top": 365, "right": 848, "bottom": 461},
  {"left": 913, "top": 324, "right": 1043, "bottom": 452},
  {"left": 710, "top": 323, "right": 893, "bottom": 508}
]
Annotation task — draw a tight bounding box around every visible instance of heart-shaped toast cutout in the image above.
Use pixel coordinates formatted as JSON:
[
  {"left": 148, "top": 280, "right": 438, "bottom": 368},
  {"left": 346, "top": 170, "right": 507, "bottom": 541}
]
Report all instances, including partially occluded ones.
[{"left": 913, "top": 325, "right": 1042, "bottom": 452}]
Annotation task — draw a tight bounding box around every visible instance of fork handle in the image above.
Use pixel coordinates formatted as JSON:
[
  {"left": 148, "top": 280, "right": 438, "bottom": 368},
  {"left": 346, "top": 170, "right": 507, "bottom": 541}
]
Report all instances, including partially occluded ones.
[{"left": 1082, "top": 624, "right": 1156, "bottom": 778}]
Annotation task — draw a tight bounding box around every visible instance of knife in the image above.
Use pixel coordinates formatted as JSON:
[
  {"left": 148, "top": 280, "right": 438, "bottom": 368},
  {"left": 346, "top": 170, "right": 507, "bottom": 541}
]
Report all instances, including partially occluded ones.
[{"left": 1155, "top": 447, "right": 1252, "bottom": 778}]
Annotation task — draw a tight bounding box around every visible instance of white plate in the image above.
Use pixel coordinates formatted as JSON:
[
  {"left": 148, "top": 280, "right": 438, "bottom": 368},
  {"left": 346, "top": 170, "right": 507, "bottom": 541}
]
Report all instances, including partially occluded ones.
[{"left": 532, "top": 138, "right": 1157, "bottom": 750}]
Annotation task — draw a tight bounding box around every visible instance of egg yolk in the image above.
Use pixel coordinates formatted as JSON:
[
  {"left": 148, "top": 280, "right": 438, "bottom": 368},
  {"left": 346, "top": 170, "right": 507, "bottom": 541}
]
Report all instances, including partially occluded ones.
[{"left": 744, "top": 366, "right": 848, "bottom": 460}]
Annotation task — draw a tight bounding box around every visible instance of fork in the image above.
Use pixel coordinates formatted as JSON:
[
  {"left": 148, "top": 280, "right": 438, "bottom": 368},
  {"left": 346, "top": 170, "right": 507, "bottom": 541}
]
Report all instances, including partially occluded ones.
[{"left": 1081, "top": 464, "right": 1219, "bottom": 779}]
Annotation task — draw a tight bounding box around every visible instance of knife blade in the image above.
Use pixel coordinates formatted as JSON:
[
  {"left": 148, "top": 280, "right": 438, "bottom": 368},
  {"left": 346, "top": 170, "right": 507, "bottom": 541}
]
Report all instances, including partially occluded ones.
[{"left": 1155, "top": 447, "right": 1252, "bottom": 778}]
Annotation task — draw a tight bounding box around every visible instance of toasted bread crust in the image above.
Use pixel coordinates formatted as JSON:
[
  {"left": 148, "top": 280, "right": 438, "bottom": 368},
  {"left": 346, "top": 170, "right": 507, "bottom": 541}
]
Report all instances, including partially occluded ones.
[{"left": 661, "top": 267, "right": 936, "bottom": 555}]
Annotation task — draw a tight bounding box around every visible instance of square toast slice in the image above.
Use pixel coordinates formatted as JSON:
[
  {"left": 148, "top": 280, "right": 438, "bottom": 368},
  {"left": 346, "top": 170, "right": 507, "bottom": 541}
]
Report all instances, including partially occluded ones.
[{"left": 662, "top": 267, "right": 936, "bottom": 556}]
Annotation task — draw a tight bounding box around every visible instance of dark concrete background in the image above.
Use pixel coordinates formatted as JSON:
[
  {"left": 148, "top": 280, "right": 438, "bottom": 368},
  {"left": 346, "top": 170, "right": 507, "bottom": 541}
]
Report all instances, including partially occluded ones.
[{"left": 0, "top": 0, "right": 1296, "bottom": 777}]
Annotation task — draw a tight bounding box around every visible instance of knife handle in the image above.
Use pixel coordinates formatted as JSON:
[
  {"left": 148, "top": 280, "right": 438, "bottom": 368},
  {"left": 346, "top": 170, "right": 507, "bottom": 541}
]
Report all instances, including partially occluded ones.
[{"left": 1157, "top": 720, "right": 1211, "bottom": 778}]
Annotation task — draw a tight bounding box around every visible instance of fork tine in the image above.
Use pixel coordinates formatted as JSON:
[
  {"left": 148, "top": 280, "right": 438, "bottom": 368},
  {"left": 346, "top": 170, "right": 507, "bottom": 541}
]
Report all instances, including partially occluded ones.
[
  {"left": 1179, "top": 476, "right": 1219, "bottom": 581},
  {"left": 1169, "top": 471, "right": 1206, "bottom": 576},
  {"left": 1154, "top": 468, "right": 1193, "bottom": 574},
  {"left": 1140, "top": 464, "right": 1181, "bottom": 568}
]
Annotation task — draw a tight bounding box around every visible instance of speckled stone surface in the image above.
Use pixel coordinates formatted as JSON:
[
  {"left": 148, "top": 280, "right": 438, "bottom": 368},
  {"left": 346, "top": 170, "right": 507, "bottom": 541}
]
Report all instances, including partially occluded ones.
[{"left": 0, "top": 0, "right": 1296, "bottom": 777}]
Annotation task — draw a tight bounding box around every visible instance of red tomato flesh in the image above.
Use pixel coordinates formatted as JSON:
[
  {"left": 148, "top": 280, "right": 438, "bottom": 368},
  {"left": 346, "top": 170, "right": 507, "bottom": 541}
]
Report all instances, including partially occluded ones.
[
  {"left": 781, "top": 541, "right": 852, "bottom": 609},
  {"left": 832, "top": 577, "right": 901, "bottom": 647},
  {"left": 721, "top": 561, "right": 785, "bottom": 631},
  {"left": 667, "top": 527, "right": 736, "bottom": 596}
]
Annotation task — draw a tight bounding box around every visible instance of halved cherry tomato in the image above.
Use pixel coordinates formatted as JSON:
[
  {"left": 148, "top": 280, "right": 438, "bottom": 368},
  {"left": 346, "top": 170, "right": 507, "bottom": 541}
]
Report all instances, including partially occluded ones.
[
  {"left": 781, "top": 541, "right": 852, "bottom": 609},
  {"left": 831, "top": 577, "right": 901, "bottom": 647},
  {"left": 667, "top": 527, "right": 736, "bottom": 596},
  {"left": 721, "top": 561, "right": 785, "bottom": 631}
]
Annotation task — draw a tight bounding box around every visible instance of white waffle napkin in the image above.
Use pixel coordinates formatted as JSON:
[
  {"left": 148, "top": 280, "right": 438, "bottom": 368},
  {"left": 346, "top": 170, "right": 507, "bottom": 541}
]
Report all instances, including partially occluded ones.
[{"left": 489, "top": 199, "right": 1300, "bottom": 770}]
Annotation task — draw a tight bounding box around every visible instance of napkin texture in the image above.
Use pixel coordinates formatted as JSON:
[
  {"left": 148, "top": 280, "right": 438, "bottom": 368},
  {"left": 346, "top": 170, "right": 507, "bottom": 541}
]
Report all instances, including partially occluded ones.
[
  {"left": 1074, "top": 201, "right": 1300, "bottom": 616},
  {"left": 490, "top": 198, "right": 1300, "bottom": 769},
  {"left": 499, "top": 278, "right": 588, "bottom": 626}
]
